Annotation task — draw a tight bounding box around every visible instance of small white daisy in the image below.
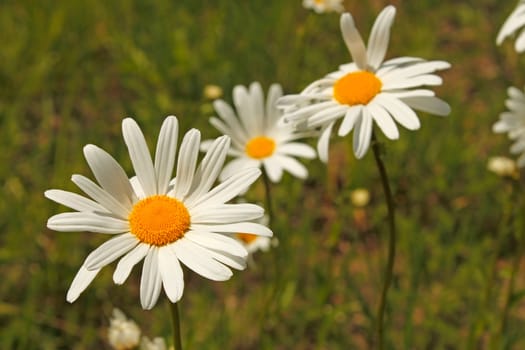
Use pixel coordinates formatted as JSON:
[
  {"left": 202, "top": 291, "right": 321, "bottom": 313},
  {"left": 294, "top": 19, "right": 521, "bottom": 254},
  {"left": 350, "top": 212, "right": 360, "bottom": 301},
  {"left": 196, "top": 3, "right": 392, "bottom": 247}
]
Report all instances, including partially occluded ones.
[
  {"left": 140, "top": 336, "right": 167, "bottom": 350},
  {"left": 303, "top": 0, "right": 344, "bottom": 14},
  {"left": 493, "top": 86, "right": 525, "bottom": 167},
  {"left": 201, "top": 82, "right": 316, "bottom": 183},
  {"left": 108, "top": 308, "right": 141, "bottom": 350},
  {"left": 497, "top": 0, "right": 525, "bottom": 52},
  {"left": 278, "top": 6, "right": 451, "bottom": 161},
  {"left": 487, "top": 156, "right": 519, "bottom": 178},
  {"left": 45, "top": 116, "right": 272, "bottom": 309}
]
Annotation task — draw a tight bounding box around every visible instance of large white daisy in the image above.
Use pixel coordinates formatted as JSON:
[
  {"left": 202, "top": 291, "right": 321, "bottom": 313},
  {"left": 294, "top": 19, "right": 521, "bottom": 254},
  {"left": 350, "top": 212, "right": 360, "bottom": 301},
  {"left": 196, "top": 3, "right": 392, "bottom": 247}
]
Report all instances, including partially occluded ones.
[
  {"left": 278, "top": 6, "right": 451, "bottom": 161},
  {"left": 45, "top": 116, "right": 272, "bottom": 309},
  {"left": 497, "top": 0, "right": 525, "bottom": 52},
  {"left": 201, "top": 82, "right": 316, "bottom": 183},
  {"left": 493, "top": 86, "right": 525, "bottom": 167}
]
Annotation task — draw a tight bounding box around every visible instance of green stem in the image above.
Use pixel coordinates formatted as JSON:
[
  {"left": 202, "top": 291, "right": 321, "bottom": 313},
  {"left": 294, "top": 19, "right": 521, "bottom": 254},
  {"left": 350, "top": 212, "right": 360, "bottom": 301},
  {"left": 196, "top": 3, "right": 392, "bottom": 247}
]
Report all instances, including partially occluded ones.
[
  {"left": 371, "top": 132, "right": 397, "bottom": 350},
  {"left": 169, "top": 302, "right": 183, "bottom": 350}
]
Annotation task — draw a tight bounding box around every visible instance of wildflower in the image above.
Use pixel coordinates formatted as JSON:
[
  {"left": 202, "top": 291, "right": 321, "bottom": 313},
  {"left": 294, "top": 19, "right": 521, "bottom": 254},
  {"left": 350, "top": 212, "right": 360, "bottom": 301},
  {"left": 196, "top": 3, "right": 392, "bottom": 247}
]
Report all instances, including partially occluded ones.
[
  {"left": 487, "top": 157, "right": 519, "bottom": 178},
  {"left": 140, "top": 336, "right": 167, "bottom": 350},
  {"left": 303, "top": 0, "right": 344, "bottom": 14},
  {"left": 203, "top": 84, "right": 223, "bottom": 100},
  {"left": 45, "top": 116, "right": 272, "bottom": 309},
  {"left": 108, "top": 308, "right": 141, "bottom": 350},
  {"left": 202, "top": 82, "right": 316, "bottom": 182},
  {"left": 350, "top": 188, "right": 370, "bottom": 207},
  {"left": 493, "top": 86, "right": 525, "bottom": 167},
  {"left": 278, "top": 6, "right": 450, "bottom": 161},
  {"left": 496, "top": 0, "right": 525, "bottom": 52}
]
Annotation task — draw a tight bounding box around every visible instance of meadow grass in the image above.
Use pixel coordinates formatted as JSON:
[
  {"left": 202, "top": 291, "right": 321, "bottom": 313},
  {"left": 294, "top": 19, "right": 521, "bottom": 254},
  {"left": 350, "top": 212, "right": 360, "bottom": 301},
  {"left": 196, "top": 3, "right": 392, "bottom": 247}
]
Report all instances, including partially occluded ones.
[{"left": 2, "top": 0, "right": 525, "bottom": 349}]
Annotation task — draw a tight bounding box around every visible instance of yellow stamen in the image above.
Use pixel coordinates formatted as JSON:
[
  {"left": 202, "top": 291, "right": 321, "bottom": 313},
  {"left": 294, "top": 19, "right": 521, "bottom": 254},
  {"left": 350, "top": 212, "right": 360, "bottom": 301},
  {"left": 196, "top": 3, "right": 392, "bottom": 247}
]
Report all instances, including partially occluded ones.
[
  {"left": 237, "top": 232, "right": 258, "bottom": 244},
  {"left": 129, "top": 195, "right": 190, "bottom": 246},
  {"left": 333, "top": 71, "right": 382, "bottom": 106},
  {"left": 245, "top": 136, "right": 276, "bottom": 159}
]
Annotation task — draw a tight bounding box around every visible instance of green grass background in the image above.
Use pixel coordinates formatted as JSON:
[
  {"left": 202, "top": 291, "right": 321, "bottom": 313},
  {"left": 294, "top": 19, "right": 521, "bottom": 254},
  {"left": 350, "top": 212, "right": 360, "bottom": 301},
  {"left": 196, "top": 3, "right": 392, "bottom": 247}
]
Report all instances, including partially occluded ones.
[{"left": 1, "top": 0, "right": 525, "bottom": 348}]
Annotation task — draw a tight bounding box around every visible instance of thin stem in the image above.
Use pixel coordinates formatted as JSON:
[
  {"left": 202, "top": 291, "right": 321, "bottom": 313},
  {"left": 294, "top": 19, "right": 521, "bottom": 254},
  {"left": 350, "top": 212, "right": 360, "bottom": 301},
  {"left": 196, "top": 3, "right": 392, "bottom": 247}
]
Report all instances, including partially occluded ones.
[
  {"left": 262, "top": 169, "right": 274, "bottom": 224},
  {"left": 169, "top": 302, "right": 183, "bottom": 350},
  {"left": 494, "top": 180, "right": 524, "bottom": 348},
  {"left": 371, "top": 132, "right": 397, "bottom": 350}
]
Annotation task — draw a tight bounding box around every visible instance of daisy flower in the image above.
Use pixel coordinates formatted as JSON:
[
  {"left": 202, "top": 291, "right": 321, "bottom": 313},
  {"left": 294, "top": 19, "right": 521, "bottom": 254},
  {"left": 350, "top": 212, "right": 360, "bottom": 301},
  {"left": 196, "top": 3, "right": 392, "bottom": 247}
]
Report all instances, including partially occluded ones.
[
  {"left": 201, "top": 82, "right": 316, "bottom": 183},
  {"left": 303, "top": 0, "right": 344, "bottom": 14},
  {"left": 493, "top": 86, "right": 525, "bottom": 167},
  {"left": 496, "top": 0, "right": 525, "bottom": 52},
  {"left": 45, "top": 116, "right": 272, "bottom": 309},
  {"left": 278, "top": 6, "right": 451, "bottom": 161},
  {"left": 107, "top": 308, "right": 141, "bottom": 350}
]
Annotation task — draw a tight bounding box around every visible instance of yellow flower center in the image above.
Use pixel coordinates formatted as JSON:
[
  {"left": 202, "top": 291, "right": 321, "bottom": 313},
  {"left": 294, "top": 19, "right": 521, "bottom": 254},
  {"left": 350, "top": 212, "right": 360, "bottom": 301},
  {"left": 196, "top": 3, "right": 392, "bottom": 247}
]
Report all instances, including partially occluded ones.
[
  {"left": 237, "top": 232, "right": 258, "bottom": 244},
  {"left": 245, "top": 136, "right": 276, "bottom": 159},
  {"left": 129, "top": 195, "right": 190, "bottom": 246},
  {"left": 333, "top": 71, "right": 382, "bottom": 106}
]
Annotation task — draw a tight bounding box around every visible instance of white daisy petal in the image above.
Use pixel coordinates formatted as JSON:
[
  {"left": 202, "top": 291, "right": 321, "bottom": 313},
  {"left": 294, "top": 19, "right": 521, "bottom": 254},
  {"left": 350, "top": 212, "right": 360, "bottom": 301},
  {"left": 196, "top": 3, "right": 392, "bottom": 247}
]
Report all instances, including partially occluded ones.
[
  {"left": 266, "top": 83, "right": 284, "bottom": 126},
  {"left": 353, "top": 108, "right": 373, "bottom": 159},
  {"left": 44, "top": 189, "right": 108, "bottom": 213},
  {"left": 190, "top": 167, "right": 261, "bottom": 208},
  {"left": 47, "top": 212, "right": 128, "bottom": 234},
  {"left": 338, "top": 105, "right": 362, "bottom": 137},
  {"left": 307, "top": 104, "right": 348, "bottom": 128},
  {"left": 206, "top": 249, "right": 246, "bottom": 270},
  {"left": 213, "top": 100, "right": 250, "bottom": 142},
  {"left": 184, "top": 231, "right": 248, "bottom": 258},
  {"left": 113, "top": 243, "right": 150, "bottom": 285},
  {"left": 497, "top": 3, "right": 525, "bottom": 46},
  {"left": 273, "top": 154, "right": 309, "bottom": 179},
  {"left": 71, "top": 174, "right": 130, "bottom": 219},
  {"left": 185, "top": 136, "right": 231, "bottom": 205},
  {"left": 140, "top": 248, "right": 163, "bottom": 310},
  {"left": 263, "top": 157, "right": 284, "bottom": 182},
  {"left": 209, "top": 117, "right": 246, "bottom": 150},
  {"left": 367, "top": 5, "right": 396, "bottom": 70},
  {"left": 340, "top": 13, "right": 367, "bottom": 70},
  {"left": 250, "top": 82, "right": 265, "bottom": 133},
  {"left": 171, "top": 238, "right": 233, "bottom": 281},
  {"left": 172, "top": 129, "right": 201, "bottom": 199},
  {"left": 122, "top": 118, "right": 157, "bottom": 196},
  {"left": 375, "top": 94, "right": 421, "bottom": 130},
  {"left": 154, "top": 116, "right": 179, "bottom": 195},
  {"left": 368, "top": 103, "right": 399, "bottom": 140},
  {"left": 83, "top": 145, "right": 134, "bottom": 209},
  {"left": 219, "top": 157, "right": 260, "bottom": 182},
  {"left": 401, "top": 96, "right": 451, "bottom": 116},
  {"left": 191, "top": 203, "right": 264, "bottom": 223},
  {"left": 192, "top": 222, "right": 273, "bottom": 237},
  {"left": 234, "top": 85, "right": 259, "bottom": 136},
  {"left": 84, "top": 233, "right": 138, "bottom": 271},
  {"left": 317, "top": 121, "right": 335, "bottom": 163},
  {"left": 158, "top": 246, "right": 184, "bottom": 303},
  {"left": 277, "top": 143, "right": 316, "bottom": 159},
  {"left": 66, "top": 266, "right": 100, "bottom": 303}
]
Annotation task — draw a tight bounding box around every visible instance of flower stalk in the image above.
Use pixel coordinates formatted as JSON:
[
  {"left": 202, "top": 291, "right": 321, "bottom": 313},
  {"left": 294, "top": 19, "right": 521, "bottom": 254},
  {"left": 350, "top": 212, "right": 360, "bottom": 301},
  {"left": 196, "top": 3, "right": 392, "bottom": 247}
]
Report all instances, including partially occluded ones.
[
  {"left": 371, "top": 132, "right": 397, "bottom": 350},
  {"left": 169, "top": 302, "right": 183, "bottom": 350}
]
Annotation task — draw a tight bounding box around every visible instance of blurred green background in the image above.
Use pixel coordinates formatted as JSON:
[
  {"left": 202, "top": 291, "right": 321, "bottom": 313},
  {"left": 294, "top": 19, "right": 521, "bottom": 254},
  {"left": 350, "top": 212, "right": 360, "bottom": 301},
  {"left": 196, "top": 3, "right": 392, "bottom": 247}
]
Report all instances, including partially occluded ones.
[{"left": 1, "top": 0, "right": 525, "bottom": 348}]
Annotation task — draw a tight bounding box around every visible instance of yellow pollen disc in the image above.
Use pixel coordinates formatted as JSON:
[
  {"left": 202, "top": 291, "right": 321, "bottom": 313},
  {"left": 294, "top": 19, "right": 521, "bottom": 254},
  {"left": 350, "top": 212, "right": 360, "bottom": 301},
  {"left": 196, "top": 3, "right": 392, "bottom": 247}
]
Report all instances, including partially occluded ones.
[
  {"left": 245, "top": 136, "right": 276, "bottom": 159},
  {"left": 129, "top": 195, "right": 190, "bottom": 246},
  {"left": 333, "top": 71, "right": 382, "bottom": 106},
  {"left": 237, "top": 232, "right": 258, "bottom": 244}
]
